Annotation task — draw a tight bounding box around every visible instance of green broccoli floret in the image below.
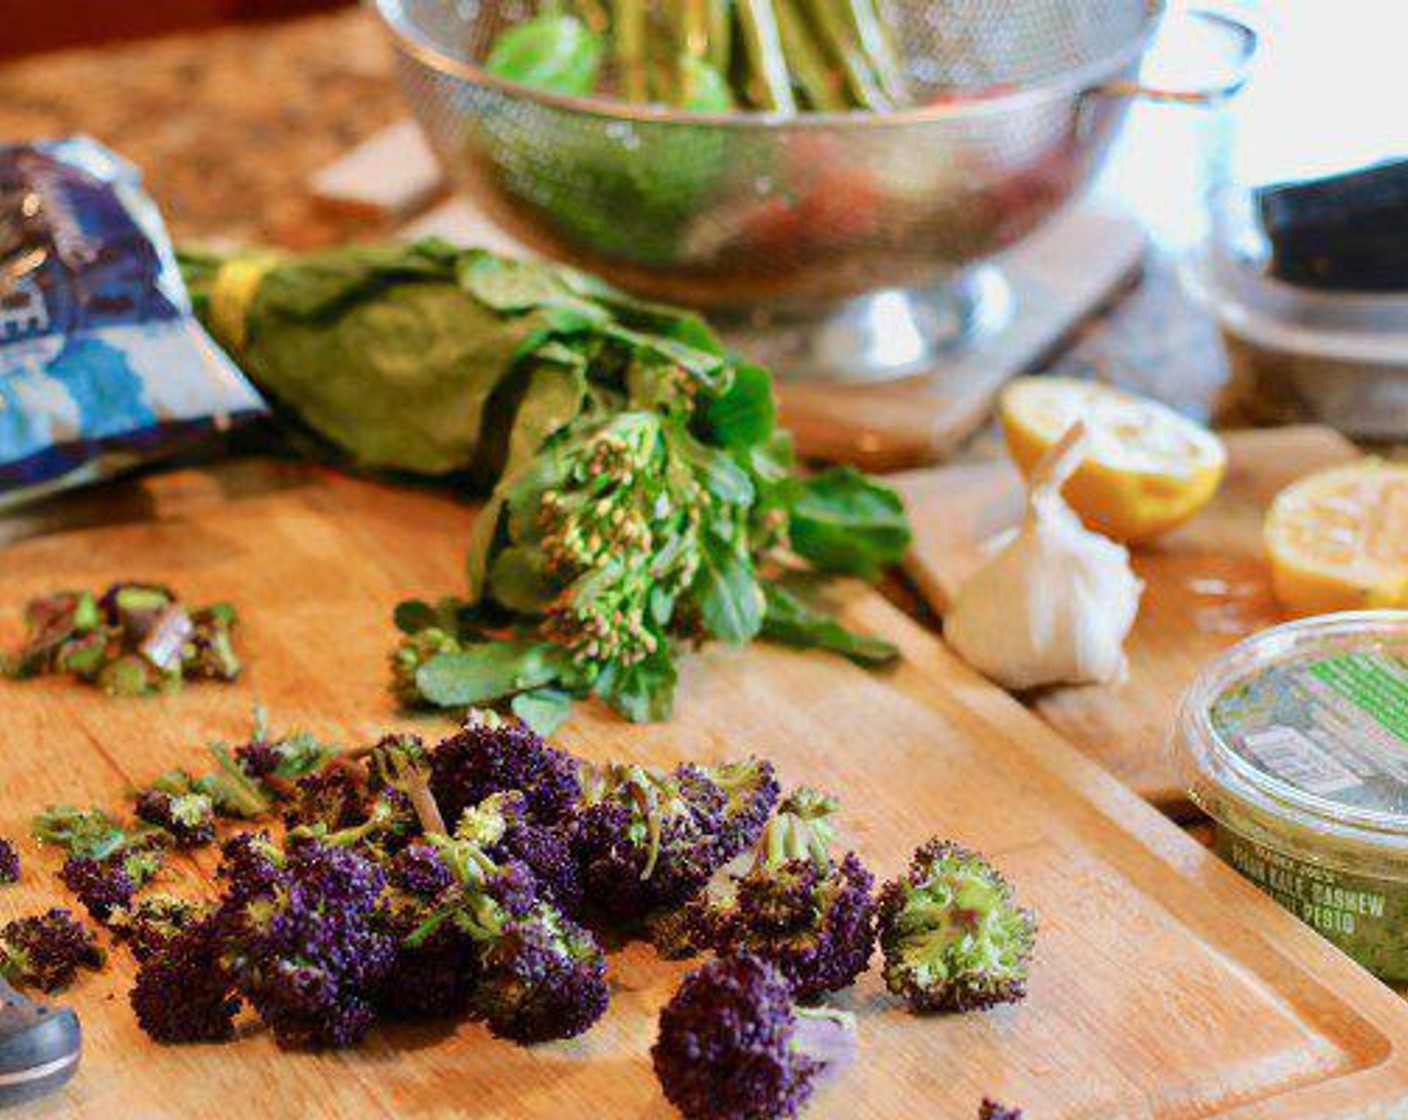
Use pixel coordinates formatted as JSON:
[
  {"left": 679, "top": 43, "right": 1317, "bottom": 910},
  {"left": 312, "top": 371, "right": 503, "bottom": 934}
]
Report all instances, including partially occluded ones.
[{"left": 877, "top": 839, "right": 1036, "bottom": 1013}]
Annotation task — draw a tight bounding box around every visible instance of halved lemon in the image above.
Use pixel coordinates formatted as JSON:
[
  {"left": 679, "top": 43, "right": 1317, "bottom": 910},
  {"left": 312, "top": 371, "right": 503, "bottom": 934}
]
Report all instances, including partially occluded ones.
[
  {"left": 1265, "top": 460, "right": 1408, "bottom": 616},
  {"left": 998, "top": 377, "right": 1228, "bottom": 543}
]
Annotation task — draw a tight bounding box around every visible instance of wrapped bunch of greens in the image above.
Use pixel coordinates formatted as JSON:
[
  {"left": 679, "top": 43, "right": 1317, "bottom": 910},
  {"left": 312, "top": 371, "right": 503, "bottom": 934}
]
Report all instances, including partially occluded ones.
[
  {"left": 485, "top": 0, "right": 911, "bottom": 113},
  {"left": 180, "top": 241, "right": 910, "bottom": 728}
]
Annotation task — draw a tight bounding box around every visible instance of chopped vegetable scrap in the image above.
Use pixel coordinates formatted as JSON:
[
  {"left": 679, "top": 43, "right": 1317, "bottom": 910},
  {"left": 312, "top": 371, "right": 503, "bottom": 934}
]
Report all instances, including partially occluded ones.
[
  {"left": 877, "top": 839, "right": 1036, "bottom": 1013},
  {"left": 2, "top": 583, "right": 241, "bottom": 696},
  {"left": 652, "top": 953, "right": 858, "bottom": 1120},
  {"left": 9, "top": 706, "right": 1034, "bottom": 1118},
  {"left": 0, "top": 909, "right": 104, "bottom": 993},
  {"left": 0, "top": 838, "right": 19, "bottom": 885},
  {"left": 979, "top": 1099, "right": 1025, "bottom": 1120}
]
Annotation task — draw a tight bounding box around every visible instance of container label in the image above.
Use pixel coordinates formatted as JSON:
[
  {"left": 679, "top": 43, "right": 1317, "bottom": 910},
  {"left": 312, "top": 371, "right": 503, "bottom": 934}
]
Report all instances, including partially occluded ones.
[
  {"left": 1214, "top": 828, "right": 1408, "bottom": 982},
  {"left": 1211, "top": 649, "right": 1408, "bottom": 814}
]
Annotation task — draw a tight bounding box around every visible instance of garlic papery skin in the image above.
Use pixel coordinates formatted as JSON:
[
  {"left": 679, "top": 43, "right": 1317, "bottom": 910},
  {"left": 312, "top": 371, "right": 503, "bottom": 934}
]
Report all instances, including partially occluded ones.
[{"left": 945, "top": 423, "right": 1143, "bottom": 691}]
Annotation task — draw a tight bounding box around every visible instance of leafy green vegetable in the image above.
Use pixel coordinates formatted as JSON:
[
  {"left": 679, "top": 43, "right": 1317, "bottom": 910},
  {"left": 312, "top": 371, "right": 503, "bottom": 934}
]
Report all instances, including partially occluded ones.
[
  {"left": 180, "top": 241, "right": 909, "bottom": 726},
  {"left": 485, "top": 14, "right": 604, "bottom": 96},
  {"left": 761, "top": 582, "right": 897, "bottom": 667},
  {"left": 787, "top": 466, "right": 911, "bottom": 579}
]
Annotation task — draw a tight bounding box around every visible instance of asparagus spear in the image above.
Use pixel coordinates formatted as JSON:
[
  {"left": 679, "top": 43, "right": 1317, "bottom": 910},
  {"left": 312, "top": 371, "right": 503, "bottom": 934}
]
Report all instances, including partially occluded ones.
[
  {"left": 706, "top": 0, "right": 734, "bottom": 76},
  {"left": 734, "top": 0, "right": 798, "bottom": 112},
  {"left": 797, "top": 0, "right": 889, "bottom": 109},
  {"left": 611, "top": 0, "right": 649, "bottom": 101},
  {"left": 840, "top": 0, "right": 909, "bottom": 106},
  {"left": 776, "top": 0, "right": 848, "bottom": 110}
]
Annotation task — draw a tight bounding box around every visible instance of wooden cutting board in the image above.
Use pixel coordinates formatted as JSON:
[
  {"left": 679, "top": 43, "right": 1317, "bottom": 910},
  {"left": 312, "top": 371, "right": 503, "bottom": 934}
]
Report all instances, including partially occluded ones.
[
  {"left": 893, "top": 425, "right": 1362, "bottom": 819},
  {"left": 3, "top": 459, "right": 1408, "bottom": 1119}
]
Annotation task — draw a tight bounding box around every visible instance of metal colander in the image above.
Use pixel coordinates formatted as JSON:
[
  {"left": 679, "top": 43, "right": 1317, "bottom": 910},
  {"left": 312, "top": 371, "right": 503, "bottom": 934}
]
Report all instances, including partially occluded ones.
[{"left": 374, "top": 0, "right": 1254, "bottom": 381}]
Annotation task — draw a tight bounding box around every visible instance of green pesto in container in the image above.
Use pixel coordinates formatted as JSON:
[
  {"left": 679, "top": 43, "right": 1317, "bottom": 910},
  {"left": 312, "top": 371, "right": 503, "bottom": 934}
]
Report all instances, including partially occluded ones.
[{"left": 1174, "top": 611, "right": 1408, "bottom": 982}]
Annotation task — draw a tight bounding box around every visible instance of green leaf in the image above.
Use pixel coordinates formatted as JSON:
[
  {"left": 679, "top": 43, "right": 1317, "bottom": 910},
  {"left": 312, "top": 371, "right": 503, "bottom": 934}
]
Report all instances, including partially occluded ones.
[
  {"left": 594, "top": 646, "right": 678, "bottom": 722},
  {"left": 460, "top": 254, "right": 609, "bottom": 324},
  {"left": 485, "top": 14, "right": 604, "bottom": 96},
  {"left": 699, "top": 362, "right": 775, "bottom": 451},
  {"left": 415, "top": 640, "right": 565, "bottom": 707},
  {"left": 788, "top": 467, "right": 912, "bottom": 579},
  {"left": 465, "top": 493, "right": 508, "bottom": 603},
  {"left": 761, "top": 582, "right": 898, "bottom": 667},
  {"left": 695, "top": 533, "right": 764, "bottom": 645},
  {"left": 510, "top": 688, "right": 575, "bottom": 736},
  {"left": 667, "top": 423, "right": 755, "bottom": 505},
  {"left": 502, "top": 358, "right": 588, "bottom": 480},
  {"left": 487, "top": 546, "right": 558, "bottom": 615}
]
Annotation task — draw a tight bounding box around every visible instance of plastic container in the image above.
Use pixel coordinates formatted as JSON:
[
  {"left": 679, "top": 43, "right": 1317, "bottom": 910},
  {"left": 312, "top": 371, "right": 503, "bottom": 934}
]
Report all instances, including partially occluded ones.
[
  {"left": 1183, "top": 241, "right": 1408, "bottom": 439},
  {"left": 1178, "top": 3, "right": 1408, "bottom": 437},
  {"left": 1173, "top": 611, "right": 1408, "bottom": 981}
]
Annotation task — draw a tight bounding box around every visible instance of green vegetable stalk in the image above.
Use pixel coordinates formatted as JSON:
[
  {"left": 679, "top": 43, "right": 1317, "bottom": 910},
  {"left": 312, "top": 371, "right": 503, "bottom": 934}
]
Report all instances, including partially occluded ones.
[{"left": 180, "top": 242, "right": 911, "bottom": 728}]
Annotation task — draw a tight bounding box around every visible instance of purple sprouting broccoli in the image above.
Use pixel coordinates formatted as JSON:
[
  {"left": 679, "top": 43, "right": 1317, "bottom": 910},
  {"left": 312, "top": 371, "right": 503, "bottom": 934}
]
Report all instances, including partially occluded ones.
[
  {"left": 390, "top": 843, "right": 455, "bottom": 898},
  {"left": 702, "top": 789, "right": 876, "bottom": 1000},
  {"left": 135, "top": 775, "right": 217, "bottom": 848},
  {"left": 375, "top": 886, "right": 481, "bottom": 1020},
  {"left": 217, "top": 830, "right": 285, "bottom": 902},
  {"left": 652, "top": 953, "right": 857, "bottom": 1120},
  {"left": 282, "top": 763, "right": 372, "bottom": 834},
  {"left": 457, "top": 791, "right": 582, "bottom": 915},
  {"left": 577, "top": 757, "right": 777, "bottom": 927},
  {"left": 59, "top": 846, "right": 164, "bottom": 923},
  {"left": 109, "top": 893, "right": 209, "bottom": 963},
  {"left": 429, "top": 713, "right": 581, "bottom": 828},
  {"left": 979, "top": 1100, "right": 1024, "bottom": 1120},
  {"left": 2, "top": 590, "right": 104, "bottom": 679},
  {"left": 0, "top": 908, "right": 105, "bottom": 992},
  {"left": 403, "top": 804, "right": 608, "bottom": 1042},
  {"left": 223, "top": 841, "right": 396, "bottom": 1050},
  {"left": 230, "top": 707, "right": 341, "bottom": 794},
  {"left": 130, "top": 916, "right": 242, "bottom": 1043},
  {"left": 877, "top": 840, "right": 1036, "bottom": 1014},
  {"left": 0, "top": 838, "right": 19, "bottom": 884},
  {"left": 31, "top": 804, "right": 162, "bottom": 862},
  {"left": 183, "top": 603, "right": 242, "bottom": 682}
]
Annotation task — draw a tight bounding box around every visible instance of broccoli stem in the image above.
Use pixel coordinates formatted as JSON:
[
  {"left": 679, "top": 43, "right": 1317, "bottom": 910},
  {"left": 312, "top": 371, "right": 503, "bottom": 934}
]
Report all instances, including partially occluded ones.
[
  {"left": 840, "top": 0, "right": 908, "bottom": 106},
  {"left": 706, "top": 0, "right": 734, "bottom": 73}
]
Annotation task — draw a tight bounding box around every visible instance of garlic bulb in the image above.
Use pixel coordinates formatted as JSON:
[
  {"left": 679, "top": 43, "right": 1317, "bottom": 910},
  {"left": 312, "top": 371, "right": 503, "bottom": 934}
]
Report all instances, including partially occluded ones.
[{"left": 945, "top": 423, "right": 1143, "bottom": 690}]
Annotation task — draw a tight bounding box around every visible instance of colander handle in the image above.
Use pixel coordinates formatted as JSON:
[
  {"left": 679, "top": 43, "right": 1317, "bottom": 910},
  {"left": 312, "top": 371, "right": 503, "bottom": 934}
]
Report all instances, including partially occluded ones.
[{"left": 1096, "top": 7, "right": 1260, "bottom": 104}]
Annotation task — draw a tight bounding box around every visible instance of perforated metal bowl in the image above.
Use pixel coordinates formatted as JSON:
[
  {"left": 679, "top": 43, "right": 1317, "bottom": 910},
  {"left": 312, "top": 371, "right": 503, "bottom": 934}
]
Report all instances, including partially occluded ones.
[{"left": 374, "top": 0, "right": 1255, "bottom": 381}]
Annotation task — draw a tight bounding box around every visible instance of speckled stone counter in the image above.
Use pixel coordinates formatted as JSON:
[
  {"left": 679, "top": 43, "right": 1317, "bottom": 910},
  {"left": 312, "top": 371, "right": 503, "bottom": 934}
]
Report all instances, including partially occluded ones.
[{"left": 0, "top": 7, "right": 1230, "bottom": 419}]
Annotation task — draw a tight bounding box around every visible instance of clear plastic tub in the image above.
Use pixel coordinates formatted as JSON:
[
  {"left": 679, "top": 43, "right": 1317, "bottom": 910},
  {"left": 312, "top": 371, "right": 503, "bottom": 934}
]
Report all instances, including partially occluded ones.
[
  {"left": 1173, "top": 611, "right": 1408, "bottom": 981},
  {"left": 1182, "top": 245, "right": 1408, "bottom": 438}
]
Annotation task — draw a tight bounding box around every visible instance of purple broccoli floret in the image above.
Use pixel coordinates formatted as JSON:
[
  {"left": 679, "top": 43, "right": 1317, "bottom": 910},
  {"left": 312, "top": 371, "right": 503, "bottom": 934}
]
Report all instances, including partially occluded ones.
[
  {"left": 59, "top": 847, "right": 163, "bottom": 923},
  {"left": 577, "top": 763, "right": 725, "bottom": 923},
  {"left": 130, "top": 916, "right": 241, "bottom": 1042},
  {"left": 390, "top": 843, "right": 455, "bottom": 897},
  {"left": 282, "top": 764, "right": 370, "bottom": 834},
  {"left": 979, "top": 1100, "right": 1024, "bottom": 1120},
  {"left": 109, "top": 894, "right": 209, "bottom": 963},
  {"left": 375, "top": 893, "right": 481, "bottom": 1020},
  {"left": 0, "top": 838, "right": 20, "bottom": 884},
  {"left": 217, "top": 830, "right": 284, "bottom": 902},
  {"left": 652, "top": 953, "right": 857, "bottom": 1120},
  {"left": 224, "top": 842, "right": 395, "bottom": 1049},
  {"left": 456, "top": 791, "right": 582, "bottom": 915},
  {"left": 578, "top": 759, "right": 776, "bottom": 926},
  {"left": 0, "top": 908, "right": 105, "bottom": 992},
  {"left": 877, "top": 839, "right": 1036, "bottom": 1014},
  {"left": 402, "top": 809, "right": 608, "bottom": 1042},
  {"left": 706, "top": 789, "right": 876, "bottom": 1000},
  {"left": 429, "top": 714, "right": 581, "bottom": 827},
  {"left": 135, "top": 786, "right": 215, "bottom": 848}
]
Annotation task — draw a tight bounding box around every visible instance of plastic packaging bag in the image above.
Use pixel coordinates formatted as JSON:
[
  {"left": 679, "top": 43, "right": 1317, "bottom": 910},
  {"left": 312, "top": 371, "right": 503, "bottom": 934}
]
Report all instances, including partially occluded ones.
[{"left": 0, "top": 137, "right": 264, "bottom": 509}]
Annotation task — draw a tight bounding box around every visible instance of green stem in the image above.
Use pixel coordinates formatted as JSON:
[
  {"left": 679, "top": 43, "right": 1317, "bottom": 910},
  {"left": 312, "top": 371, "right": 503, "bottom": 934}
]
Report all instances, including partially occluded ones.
[
  {"left": 612, "top": 0, "right": 649, "bottom": 101},
  {"left": 776, "top": 0, "right": 846, "bottom": 110},
  {"left": 840, "top": 0, "right": 909, "bottom": 106},
  {"left": 796, "top": 0, "right": 888, "bottom": 109}
]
